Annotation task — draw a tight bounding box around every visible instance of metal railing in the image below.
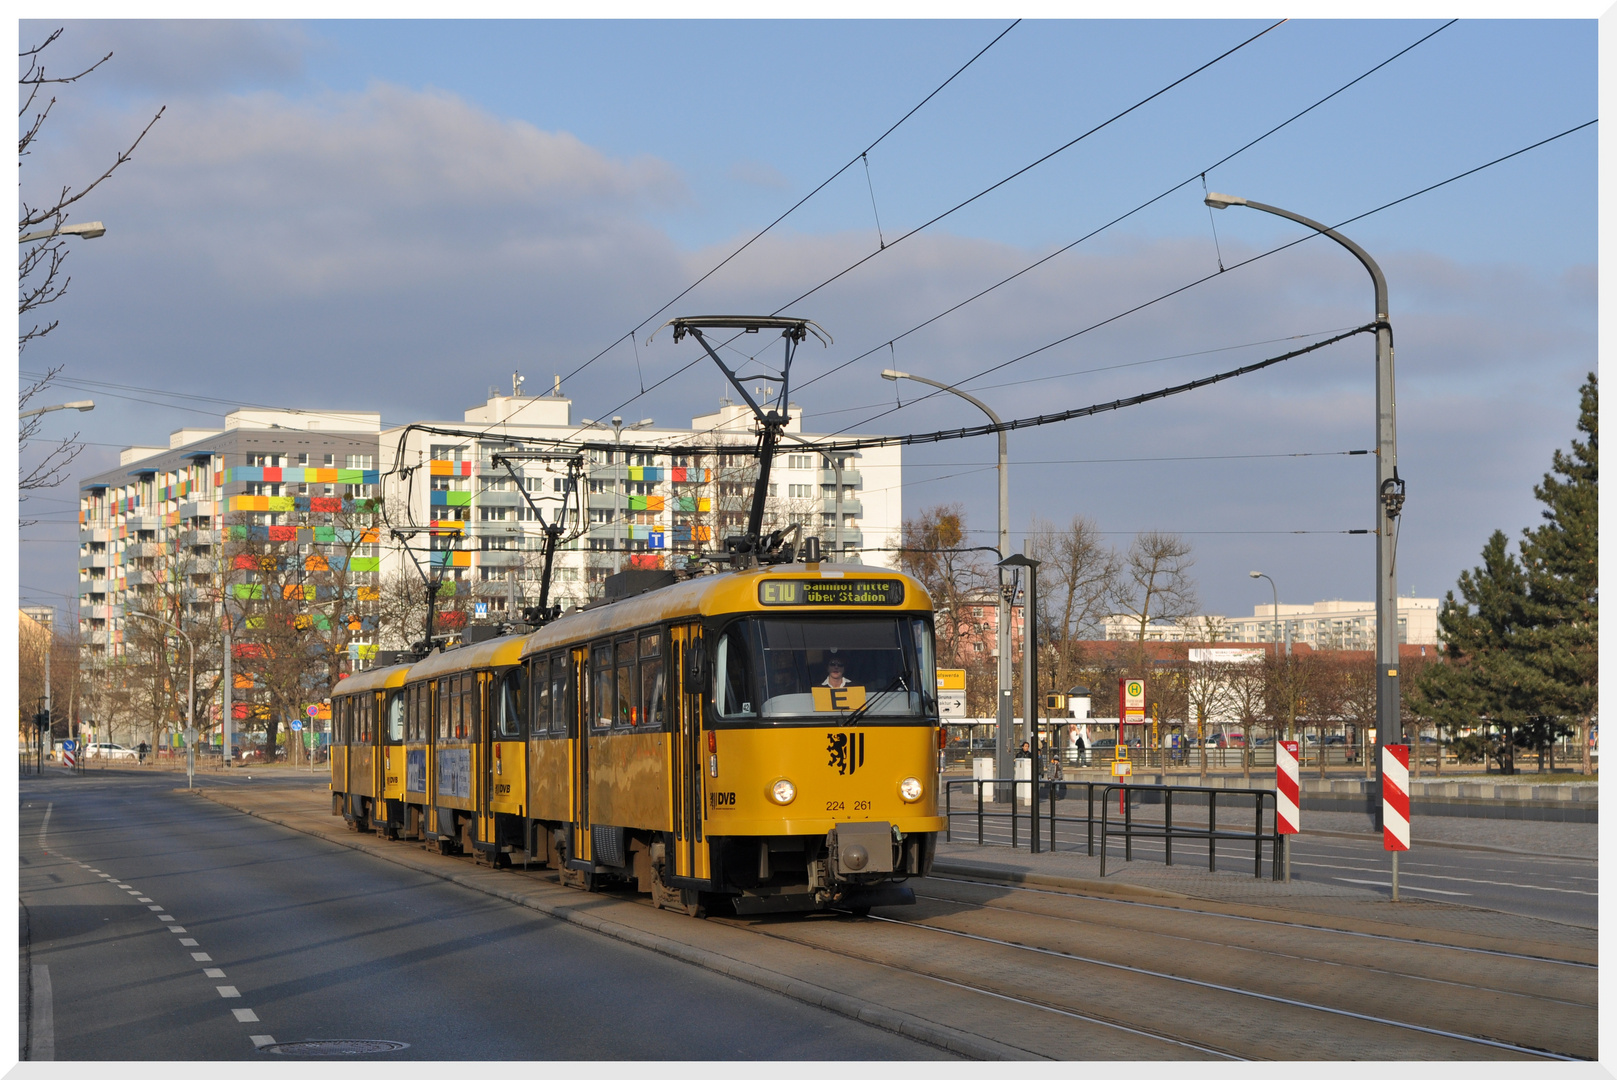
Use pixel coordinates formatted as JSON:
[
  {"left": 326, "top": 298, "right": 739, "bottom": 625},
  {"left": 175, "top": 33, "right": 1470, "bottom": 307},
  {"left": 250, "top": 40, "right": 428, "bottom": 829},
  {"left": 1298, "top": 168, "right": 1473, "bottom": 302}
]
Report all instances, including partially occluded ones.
[{"left": 943, "top": 778, "right": 1282, "bottom": 880}]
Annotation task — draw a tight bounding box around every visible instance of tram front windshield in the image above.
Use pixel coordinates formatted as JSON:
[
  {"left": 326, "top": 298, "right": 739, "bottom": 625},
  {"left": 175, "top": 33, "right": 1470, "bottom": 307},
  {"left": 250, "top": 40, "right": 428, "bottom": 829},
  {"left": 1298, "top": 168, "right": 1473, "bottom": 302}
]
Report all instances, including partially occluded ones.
[{"left": 713, "top": 617, "right": 937, "bottom": 723}]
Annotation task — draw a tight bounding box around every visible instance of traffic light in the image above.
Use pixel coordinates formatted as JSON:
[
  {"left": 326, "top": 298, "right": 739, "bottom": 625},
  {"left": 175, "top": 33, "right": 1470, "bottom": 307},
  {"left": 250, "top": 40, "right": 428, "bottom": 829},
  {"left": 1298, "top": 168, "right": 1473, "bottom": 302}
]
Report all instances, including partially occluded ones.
[
  {"left": 1043, "top": 693, "right": 1066, "bottom": 711},
  {"left": 33, "top": 709, "right": 49, "bottom": 732}
]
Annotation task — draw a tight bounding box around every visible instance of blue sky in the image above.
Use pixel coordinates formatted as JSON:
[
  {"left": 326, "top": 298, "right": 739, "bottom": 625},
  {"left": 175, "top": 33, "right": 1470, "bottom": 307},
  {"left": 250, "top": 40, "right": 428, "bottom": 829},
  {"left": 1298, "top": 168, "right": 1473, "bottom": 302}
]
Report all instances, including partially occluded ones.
[{"left": 17, "top": 18, "right": 1598, "bottom": 623}]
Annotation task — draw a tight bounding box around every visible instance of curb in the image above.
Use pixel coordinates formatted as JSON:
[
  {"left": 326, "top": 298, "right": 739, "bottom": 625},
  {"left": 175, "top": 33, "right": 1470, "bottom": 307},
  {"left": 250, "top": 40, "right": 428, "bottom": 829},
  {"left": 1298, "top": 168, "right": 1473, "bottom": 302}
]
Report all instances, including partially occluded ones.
[
  {"left": 930, "top": 859, "right": 1192, "bottom": 900},
  {"left": 189, "top": 788, "right": 1033, "bottom": 1062}
]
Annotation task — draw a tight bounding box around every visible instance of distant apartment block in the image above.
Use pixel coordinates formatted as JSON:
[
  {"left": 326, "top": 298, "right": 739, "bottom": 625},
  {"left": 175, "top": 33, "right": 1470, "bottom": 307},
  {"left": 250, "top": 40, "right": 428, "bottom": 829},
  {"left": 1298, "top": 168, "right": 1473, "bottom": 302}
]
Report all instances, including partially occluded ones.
[{"left": 1103, "top": 596, "right": 1440, "bottom": 650}]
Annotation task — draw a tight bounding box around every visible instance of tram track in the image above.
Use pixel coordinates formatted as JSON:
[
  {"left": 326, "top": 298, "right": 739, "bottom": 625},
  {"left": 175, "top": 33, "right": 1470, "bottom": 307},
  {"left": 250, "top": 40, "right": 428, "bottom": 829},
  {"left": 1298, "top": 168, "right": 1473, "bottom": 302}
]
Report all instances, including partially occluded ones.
[
  {"left": 913, "top": 891, "right": 1588, "bottom": 1009},
  {"left": 700, "top": 876, "right": 1593, "bottom": 1061},
  {"left": 198, "top": 783, "right": 1596, "bottom": 1061},
  {"left": 928, "top": 872, "right": 1598, "bottom": 967}
]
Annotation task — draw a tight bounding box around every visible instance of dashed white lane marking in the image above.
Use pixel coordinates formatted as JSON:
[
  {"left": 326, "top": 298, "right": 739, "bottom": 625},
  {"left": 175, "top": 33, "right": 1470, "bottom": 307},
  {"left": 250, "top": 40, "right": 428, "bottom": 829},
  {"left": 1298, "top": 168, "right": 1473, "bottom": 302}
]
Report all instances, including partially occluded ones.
[{"left": 53, "top": 816, "right": 270, "bottom": 1046}]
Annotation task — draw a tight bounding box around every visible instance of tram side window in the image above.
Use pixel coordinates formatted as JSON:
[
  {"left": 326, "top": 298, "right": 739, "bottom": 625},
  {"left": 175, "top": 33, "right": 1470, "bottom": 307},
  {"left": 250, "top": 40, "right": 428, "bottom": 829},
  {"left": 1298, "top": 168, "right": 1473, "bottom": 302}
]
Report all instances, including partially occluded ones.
[
  {"left": 714, "top": 623, "right": 755, "bottom": 718},
  {"left": 437, "top": 678, "right": 454, "bottom": 740},
  {"left": 531, "top": 657, "right": 551, "bottom": 737},
  {"left": 359, "top": 696, "right": 371, "bottom": 744},
  {"left": 592, "top": 646, "right": 614, "bottom": 729},
  {"left": 640, "top": 632, "right": 665, "bottom": 729},
  {"left": 387, "top": 691, "right": 405, "bottom": 743},
  {"left": 552, "top": 655, "right": 571, "bottom": 735},
  {"left": 616, "top": 637, "right": 637, "bottom": 728},
  {"left": 460, "top": 675, "right": 479, "bottom": 741},
  {"left": 496, "top": 668, "right": 524, "bottom": 739}
]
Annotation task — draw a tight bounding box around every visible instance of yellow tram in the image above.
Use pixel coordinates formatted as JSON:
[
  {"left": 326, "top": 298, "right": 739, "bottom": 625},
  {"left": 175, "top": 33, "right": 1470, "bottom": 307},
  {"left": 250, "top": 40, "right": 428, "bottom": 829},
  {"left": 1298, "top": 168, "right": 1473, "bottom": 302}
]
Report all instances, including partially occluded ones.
[
  {"left": 331, "top": 560, "right": 943, "bottom": 915},
  {"left": 329, "top": 661, "right": 409, "bottom": 825}
]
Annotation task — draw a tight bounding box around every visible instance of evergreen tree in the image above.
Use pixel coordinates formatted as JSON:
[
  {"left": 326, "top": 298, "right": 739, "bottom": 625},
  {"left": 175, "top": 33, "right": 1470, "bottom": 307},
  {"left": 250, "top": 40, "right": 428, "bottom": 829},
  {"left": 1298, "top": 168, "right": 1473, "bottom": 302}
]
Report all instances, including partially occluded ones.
[
  {"left": 1518, "top": 373, "right": 1598, "bottom": 772},
  {"left": 1412, "top": 532, "right": 1535, "bottom": 773}
]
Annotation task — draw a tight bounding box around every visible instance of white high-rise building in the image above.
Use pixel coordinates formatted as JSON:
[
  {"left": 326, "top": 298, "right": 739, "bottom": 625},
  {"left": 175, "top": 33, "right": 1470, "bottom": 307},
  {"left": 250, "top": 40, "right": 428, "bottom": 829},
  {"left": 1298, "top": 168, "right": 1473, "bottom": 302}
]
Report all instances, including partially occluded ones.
[{"left": 377, "top": 386, "right": 904, "bottom": 620}]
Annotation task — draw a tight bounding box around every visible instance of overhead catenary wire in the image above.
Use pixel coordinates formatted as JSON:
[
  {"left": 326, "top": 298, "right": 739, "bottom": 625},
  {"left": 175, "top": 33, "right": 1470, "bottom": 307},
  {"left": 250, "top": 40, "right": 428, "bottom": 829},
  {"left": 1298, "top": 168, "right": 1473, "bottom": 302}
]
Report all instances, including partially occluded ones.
[
  {"left": 549, "top": 19, "right": 1022, "bottom": 395},
  {"left": 791, "top": 19, "right": 1457, "bottom": 397},
  {"left": 824, "top": 116, "right": 1597, "bottom": 443},
  {"left": 583, "top": 19, "right": 1443, "bottom": 438}
]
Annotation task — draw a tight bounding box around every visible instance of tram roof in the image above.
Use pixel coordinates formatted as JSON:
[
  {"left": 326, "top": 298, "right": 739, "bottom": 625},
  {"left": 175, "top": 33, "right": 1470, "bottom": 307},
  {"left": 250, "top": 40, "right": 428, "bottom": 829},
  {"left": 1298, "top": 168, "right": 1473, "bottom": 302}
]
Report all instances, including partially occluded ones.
[
  {"left": 405, "top": 632, "right": 529, "bottom": 681},
  {"left": 519, "top": 562, "right": 931, "bottom": 660},
  {"left": 333, "top": 661, "right": 411, "bottom": 696}
]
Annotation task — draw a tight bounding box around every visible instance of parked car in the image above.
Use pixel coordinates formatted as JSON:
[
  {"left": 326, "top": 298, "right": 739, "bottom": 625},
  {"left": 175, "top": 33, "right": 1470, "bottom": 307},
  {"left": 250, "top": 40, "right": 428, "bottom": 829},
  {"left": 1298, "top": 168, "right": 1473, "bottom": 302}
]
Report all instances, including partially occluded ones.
[
  {"left": 1089, "top": 738, "right": 1118, "bottom": 752},
  {"left": 85, "top": 742, "right": 137, "bottom": 761}
]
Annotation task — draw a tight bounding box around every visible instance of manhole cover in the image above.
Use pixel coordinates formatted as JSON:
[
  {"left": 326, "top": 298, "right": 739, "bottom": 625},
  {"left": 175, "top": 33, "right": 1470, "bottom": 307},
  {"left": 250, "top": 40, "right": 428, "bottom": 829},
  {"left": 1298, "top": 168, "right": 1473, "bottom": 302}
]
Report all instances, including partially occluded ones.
[{"left": 261, "top": 1040, "right": 408, "bottom": 1056}]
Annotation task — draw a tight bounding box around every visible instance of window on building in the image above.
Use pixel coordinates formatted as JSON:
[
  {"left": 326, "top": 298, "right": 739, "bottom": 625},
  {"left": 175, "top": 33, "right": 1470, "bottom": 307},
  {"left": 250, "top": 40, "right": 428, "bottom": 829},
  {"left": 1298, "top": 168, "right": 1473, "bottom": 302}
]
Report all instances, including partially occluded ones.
[{"left": 345, "top": 454, "right": 373, "bottom": 469}]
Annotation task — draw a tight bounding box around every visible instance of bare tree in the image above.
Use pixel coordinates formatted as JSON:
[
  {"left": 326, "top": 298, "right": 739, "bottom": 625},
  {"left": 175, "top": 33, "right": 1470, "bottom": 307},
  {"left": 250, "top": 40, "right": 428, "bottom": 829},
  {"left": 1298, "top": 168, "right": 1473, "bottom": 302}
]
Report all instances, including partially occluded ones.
[
  {"left": 1224, "top": 659, "right": 1268, "bottom": 781},
  {"left": 1029, "top": 514, "right": 1118, "bottom": 696},
  {"left": 1111, "top": 531, "right": 1199, "bottom": 676},
  {"left": 19, "top": 29, "right": 163, "bottom": 509},
  {"left": 898, "top": 504, "right": 983, "bottom": 668},
  {"left": 1184, "top": 657, "right": 1233, "bottom": 780}
]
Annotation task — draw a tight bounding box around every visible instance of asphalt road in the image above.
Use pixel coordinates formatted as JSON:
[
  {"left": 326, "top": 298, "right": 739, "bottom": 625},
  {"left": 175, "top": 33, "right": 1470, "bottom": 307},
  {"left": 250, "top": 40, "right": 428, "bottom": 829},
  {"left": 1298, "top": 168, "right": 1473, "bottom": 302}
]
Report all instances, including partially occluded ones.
[
  {"left": 19, "top": 768, "right": 951, "bottom": 1060},
  {"left": 944, "top": 799, "right": 1597, "bottom": 927}
]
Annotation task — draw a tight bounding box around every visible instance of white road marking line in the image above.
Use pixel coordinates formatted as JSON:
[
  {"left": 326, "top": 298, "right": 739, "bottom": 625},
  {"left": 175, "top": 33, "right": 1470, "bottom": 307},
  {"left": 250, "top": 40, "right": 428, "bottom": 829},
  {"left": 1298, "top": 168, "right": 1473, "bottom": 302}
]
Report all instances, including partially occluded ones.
[
  {"left": 217, "top": 986, "right": 241, "bottom": 998},
  {"left": 232, "top": 1009, "right": 259, "bottom": 1023},
  {"left": 106, "top": 879, "right": 120, "bottom": 883},
  {"left": 158, "top": 915, "right": 175, "bottom": 922},
  {"left": 1316, "top": 864, "right": 1599, "bottom": 896},
  {"left": 168, "top": 927, "right": 187, "bottom": 933},
  {"left": 136, "top": 898, "right": 152, "bottom": 903},
  {"left": 190, "top": 953, "right": 212, "bottom": 962},
  {"left": 1333, "top": 877, "right": 1470, "bottom": 896},
  {"left": 29, "top": 964, "right": 54, "bottom": 1062},
  {"left": 37, "top": 804, "right": 52, "bottom": 850},
  {"left": 180, "top": 939, "right": 199, "bottom": 947},
  {"left": 96, "top": 874, "right": 109, "bottom": 878},
  {"left": 147, "top": 906, "right": 164, "bottom": 911},
  {"left": 203, "top": 969, "right": 225, "bottom": 978},
  {"left": 117, "top": 885, "right": 133, "bottom": 891},
  {"left": 250, "top": 1036, "right": 277, "bottom": 1048}
]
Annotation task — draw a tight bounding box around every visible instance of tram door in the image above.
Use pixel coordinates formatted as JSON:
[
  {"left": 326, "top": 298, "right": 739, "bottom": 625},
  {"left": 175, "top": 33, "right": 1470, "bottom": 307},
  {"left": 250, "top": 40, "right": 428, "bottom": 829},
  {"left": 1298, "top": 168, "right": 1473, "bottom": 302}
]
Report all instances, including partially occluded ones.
[
  {"left": 571, "top": 646, "right": 593, "bottom": 864},
  {"left": 671, "top": 623, "right": 704, "bottom": 880}
]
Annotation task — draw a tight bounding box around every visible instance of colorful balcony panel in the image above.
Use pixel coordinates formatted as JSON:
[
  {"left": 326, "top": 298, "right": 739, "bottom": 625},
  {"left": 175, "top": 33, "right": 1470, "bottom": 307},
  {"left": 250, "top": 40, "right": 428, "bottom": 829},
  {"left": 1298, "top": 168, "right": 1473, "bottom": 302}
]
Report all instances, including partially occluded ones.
[
  {"left": 429, "top": 550, "right": 472, "bottom": 568},
  {"left": 429, "top": 460, "right": 474, "bottom": 477}
]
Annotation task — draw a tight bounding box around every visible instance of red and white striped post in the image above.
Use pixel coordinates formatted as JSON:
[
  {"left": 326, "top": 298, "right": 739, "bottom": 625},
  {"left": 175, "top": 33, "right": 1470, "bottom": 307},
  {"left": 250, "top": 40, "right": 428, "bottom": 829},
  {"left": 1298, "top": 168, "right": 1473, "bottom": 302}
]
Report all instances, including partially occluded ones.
[
  {"left": 1382, "top": 743, "right": 1411, "bottom": 901},
  {"left": 1275, "top": 739, "right": 1300, "bottom": 882}
]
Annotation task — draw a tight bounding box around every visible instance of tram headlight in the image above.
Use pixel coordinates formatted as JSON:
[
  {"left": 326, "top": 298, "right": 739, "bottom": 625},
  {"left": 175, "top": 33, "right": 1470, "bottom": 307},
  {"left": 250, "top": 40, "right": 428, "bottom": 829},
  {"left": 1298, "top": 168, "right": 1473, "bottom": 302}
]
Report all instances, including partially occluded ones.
[
  {"left": 899, "top": 776, "right": 923, "bottom": 802},
  {"left": 769, "top": 778, "right": 797, "bottom": 805}
]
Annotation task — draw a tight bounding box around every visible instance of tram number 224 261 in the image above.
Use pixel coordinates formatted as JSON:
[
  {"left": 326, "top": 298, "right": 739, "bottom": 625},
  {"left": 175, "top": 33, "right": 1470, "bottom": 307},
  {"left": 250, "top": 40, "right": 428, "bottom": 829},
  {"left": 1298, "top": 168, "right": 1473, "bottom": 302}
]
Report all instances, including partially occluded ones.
[{"left": 825, "top": 800, "right": 873, "bottom": 812}]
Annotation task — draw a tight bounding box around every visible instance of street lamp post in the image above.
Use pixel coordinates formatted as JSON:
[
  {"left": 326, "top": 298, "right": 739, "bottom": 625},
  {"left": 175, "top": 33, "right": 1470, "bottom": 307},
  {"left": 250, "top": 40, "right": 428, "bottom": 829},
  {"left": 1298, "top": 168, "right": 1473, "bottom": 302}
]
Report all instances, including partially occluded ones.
[
  {"left": 582, "top": 416, "right": 654, "bottom": 573},
  {"left": 127, "top": 611, "right": 195, "bottom": 789},
  {"left": 1207, "top": 193, "right": 1403, "bottom": 806},
  {"left": 1250, "top": 570, "right": 1292, "bottom": 740},
  {"left": 19, "top": 399, "right": 94, "bottom": 421},
  {"left": 882, "top": 369, "right": 1015, "bottom": 788},
  {"left": 18, "top": 221, "right": 106, "bottom": 244}
]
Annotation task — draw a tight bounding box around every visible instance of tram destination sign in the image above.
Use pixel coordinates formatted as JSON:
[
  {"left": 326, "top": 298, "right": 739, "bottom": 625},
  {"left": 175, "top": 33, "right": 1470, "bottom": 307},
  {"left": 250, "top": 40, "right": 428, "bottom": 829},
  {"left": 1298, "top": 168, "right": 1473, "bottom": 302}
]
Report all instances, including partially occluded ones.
[{"left": 758, "top": 578, "right": 905, "bottom": 607}]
